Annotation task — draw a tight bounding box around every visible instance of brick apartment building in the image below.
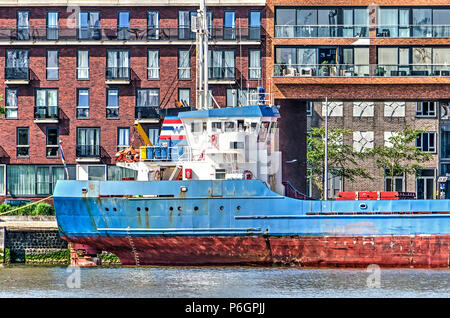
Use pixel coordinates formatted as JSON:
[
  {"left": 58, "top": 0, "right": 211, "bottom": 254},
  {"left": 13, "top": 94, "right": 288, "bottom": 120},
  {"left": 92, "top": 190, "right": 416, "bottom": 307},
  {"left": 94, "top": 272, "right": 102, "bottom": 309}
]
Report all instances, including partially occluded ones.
[
  {"left": 0, "top": 0, "right": 265, "bottom": 201},
  {"left": 267, "top": 0, "right": 450, "bottom": 199}
]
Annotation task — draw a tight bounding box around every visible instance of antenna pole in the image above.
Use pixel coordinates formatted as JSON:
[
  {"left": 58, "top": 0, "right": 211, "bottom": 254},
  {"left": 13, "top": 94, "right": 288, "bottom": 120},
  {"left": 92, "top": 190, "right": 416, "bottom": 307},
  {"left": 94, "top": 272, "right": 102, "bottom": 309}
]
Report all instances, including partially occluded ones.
[{"left": 324, "top": 97, "right": 328, "bottom": 201}]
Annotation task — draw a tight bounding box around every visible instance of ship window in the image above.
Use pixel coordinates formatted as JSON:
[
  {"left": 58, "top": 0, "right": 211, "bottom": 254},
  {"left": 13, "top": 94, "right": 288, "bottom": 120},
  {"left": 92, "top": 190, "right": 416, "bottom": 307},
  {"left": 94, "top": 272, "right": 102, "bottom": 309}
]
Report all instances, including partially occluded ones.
[
  {"left": 225, "top": 121, "right": 235, "bottom": 132},
  {"left": 258, "top": 122, "right": 270, "bottom": 141},
  {"left": 230, "top": 142, "right": 244, "bottom": 149},
  {"left": 249, "top": 122, "right": 258, "bottom": 133},
  {"left": 202, "top": 122, "right": 207, "bottom": 132},
  {"left": 215, "top": 169, "right": 226, "bottom": 179},
  {"left": 237, "top": 120, "right": 245, "bottom": 132},
  {"left": 212, "top": 122, "right": 222, "bottom": 132},
  {"left": 191, "top": 121, "right": 202, "bottom": 133}
]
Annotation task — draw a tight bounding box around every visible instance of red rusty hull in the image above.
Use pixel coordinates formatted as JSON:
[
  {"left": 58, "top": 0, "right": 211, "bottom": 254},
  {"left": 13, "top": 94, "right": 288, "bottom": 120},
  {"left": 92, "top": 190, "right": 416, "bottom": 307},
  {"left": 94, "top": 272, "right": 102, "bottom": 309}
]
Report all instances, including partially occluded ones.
[{"left": 63, "top": 235, "right": 450, "bottom": 268}]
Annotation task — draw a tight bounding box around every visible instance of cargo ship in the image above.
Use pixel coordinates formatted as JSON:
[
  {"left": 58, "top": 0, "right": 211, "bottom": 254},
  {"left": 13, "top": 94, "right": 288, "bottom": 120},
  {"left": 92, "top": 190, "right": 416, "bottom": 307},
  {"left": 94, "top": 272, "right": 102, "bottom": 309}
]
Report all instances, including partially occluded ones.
[{"left": 53, "top": 1, "right": 450, "bottom": 268}]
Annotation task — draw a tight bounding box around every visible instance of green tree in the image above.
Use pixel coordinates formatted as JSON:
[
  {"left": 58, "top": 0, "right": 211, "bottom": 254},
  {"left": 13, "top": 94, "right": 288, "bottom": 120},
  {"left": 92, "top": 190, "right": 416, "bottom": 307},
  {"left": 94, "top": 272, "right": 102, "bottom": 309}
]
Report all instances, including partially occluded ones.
[
  {"left": 307, "top": 127, "right": 372, "bottom": 199},
  {"left": 369, "top": 125, "right": 433, "bottom": 191}
]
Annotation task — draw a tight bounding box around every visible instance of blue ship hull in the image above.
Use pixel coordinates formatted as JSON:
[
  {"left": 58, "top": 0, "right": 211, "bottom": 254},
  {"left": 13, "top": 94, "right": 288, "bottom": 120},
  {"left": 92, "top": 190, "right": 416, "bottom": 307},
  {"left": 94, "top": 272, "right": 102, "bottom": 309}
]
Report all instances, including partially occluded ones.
[{"left": 53, "top": 180, "right": 450, "bottom": 267}]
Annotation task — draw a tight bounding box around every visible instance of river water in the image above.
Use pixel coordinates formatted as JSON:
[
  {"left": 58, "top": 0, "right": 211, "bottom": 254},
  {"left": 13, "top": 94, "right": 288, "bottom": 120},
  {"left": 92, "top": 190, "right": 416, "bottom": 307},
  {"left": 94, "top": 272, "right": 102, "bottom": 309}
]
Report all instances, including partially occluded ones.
[{"left": 0, "top": 265, "right": 449, "bottom": 298}]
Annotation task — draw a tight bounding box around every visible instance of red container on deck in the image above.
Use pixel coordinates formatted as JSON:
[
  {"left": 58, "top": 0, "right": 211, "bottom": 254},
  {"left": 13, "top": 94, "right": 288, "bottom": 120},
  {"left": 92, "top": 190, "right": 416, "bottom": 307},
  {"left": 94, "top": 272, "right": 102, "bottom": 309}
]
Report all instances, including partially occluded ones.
[
  {"left": 357, "top": 191, "right": 379, "bottom": 200},
  {"left": 380, "top": 191, "right": 399, "bottom": 200},
  {"left": 336, "top": 192, "right": 357, "bottom": 200}
]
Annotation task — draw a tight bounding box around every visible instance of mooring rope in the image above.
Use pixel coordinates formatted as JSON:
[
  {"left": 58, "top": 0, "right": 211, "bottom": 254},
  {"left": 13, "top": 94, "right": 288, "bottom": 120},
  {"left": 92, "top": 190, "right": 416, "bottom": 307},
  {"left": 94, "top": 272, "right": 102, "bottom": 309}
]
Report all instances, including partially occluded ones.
[{"left": 0, "top": 195, "right": 54, "bottom": 216}]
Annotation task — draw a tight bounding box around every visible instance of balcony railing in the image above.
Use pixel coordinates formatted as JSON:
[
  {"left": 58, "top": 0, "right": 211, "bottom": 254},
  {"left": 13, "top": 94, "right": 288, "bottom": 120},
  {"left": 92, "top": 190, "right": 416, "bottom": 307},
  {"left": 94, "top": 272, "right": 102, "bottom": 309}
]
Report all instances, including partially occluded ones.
[
  {"left": 5, "top": 67, "right": 29, "bottom": 80},
  {"left": 0, "top": 26, "right": 261, "bottom": 42},
  {"left": 208, "top": 66, "right": 235, "bottom": 80},
  {"left": 135, "top": 106, "right": 160, "bottom": 120},
  {"left": 34, "top": 106, "right": 59, "bottom": 120},
  {"left": 273, "top": 64, "right": 450, "bottom": 77},
  {"left": 76, "top": 145, "right": 100, "bottom": 158},
  {"left": 376, "top": 25, "right": 450, "bottom": 38},
  {"left": 274, "top": 24, "right": 450, "bottom": 38},
  {"left": 106, "top": 67, "right": 130, "bottom": 81},
  {"left": 275, "top": 25, "right": 369, "bottom": 38}
]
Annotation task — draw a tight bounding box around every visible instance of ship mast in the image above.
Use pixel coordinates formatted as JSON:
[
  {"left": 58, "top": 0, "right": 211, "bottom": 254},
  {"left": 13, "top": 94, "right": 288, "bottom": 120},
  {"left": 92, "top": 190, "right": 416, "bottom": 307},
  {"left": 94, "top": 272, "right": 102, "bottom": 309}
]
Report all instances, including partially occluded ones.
[{"left": 195, "top": 0, "right": 210, "bottom": 110}]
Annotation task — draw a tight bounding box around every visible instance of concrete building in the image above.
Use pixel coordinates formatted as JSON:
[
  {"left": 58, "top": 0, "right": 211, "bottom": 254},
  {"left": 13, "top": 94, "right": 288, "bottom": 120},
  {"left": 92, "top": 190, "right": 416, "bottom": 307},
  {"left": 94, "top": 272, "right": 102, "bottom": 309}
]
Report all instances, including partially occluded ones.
[
  {"left": 266, "top": 0, "right": 450, "bottom": 199},
  {"left": 0, "top": 0, "right": 265, "bottom": 201}
]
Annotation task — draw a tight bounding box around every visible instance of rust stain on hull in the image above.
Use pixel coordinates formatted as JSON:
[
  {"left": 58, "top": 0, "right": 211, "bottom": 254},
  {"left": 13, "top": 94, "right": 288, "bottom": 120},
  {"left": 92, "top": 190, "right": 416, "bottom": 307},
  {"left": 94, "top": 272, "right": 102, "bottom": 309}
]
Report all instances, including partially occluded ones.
[{"left": 62, "top": 234, "right": 450, "bottom": 268}]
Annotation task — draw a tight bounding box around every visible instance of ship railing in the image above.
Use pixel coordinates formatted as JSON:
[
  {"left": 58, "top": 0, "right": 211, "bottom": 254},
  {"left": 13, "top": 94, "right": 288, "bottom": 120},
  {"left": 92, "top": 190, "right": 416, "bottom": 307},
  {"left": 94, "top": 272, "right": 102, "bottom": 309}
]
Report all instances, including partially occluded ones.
[
  {"left": 141, "top": 145, "right": 195, "bottom": 162},
  {"left": 248, "top": 92, "right": 273, "bottom": 106},
  {"left": 282, "top": 181, "right": 316, "bottom": 200}
]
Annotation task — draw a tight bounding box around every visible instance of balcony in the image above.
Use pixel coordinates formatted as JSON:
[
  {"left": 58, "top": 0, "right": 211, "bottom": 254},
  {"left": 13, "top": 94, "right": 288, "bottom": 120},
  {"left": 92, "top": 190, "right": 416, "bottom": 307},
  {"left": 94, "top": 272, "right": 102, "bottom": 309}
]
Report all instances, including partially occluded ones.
[
  {"left": 34, "top": 106, "right": 59, "bottom": 123},
  {"left": 376, "top": 25, "right": 450, "bottom": 38},
  {"left": 0, "top": 26, "right": 261, "bottom": 45},
  {"left": 105, "top": 67, "right": 130, "bottom": 84},
  {"left": 76, "top": 145, "right": 100, "bottom": 162},
  {"left": 273, "top": 64, "right": 450, "bottom": 78},
  {"left": 5, "top": 67, "right": 29, "bottom": 84},
  {"left": 135, "top": 106, "right": 160, "bottom": 123},
  {"left": 274, "top": 25, "right": 369, "bottom": 38},
  {"left": 208, "top": 66, "right": 235, "bottom": 84}
]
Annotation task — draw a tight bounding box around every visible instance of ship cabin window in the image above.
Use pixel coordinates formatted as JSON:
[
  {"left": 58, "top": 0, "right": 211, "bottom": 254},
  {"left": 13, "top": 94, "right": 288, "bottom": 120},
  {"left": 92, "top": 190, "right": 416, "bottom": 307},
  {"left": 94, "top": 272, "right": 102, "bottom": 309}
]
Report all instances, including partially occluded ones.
[
  {"left": 191, "top": 121, "right": 202, "bottom": 133},
  {"left": 258, "top": 122, "right": 270, "bottom": 141},
  {"left": 225, "top": 121, "right": 235, "bottom": 132},
  {"left": 249, "top": 122, "right": 258, "bottom": 133},
  {"left": 215, "top": 169, "right": 226, "bottom": 180},
  {"left": 237, "top": 120, "right": 245, "bottom": 132},
  {"left": 212, "top": 122, "right": 222, "bottom": 132},
  {"left": 270, "top": 122, "right": 277, "bottom": 134},
  {"left": 202, "top": 122, "right": 207, "bottom": 132}
]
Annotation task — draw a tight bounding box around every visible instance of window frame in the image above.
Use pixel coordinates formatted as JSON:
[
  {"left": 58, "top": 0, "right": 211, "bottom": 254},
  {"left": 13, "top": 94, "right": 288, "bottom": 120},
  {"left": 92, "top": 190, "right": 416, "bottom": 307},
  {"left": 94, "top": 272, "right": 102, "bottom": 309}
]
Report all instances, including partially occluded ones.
[
  {"left": 46, "top": 10, "right": 59, "bottom": 40},
  {"left": 0, "top": 164, "right": 5, "bottom": 196},
  {"left": 178, "top": 88, "right": 190, "bottom": 107},
  {"left": 106, "top": 88, "right": 119, "bottom": 119},
  {"left": 46, "top": 127, "right": 59, "bottom": 158},
  {"left": 17, "top": 10, "right": 30, "bottom": 40},
  {"left": 117, "top": 127, "right": 130, "bottom": 151},
  {"left": 16, "top": 127, "right": 29, "bottom": 158},
  {"left": 77, "top": 49, "right": 90, "bottom": 80},
  {"left": 76, "top": 88, "right": 90, "bottom": 119},
  {"left": 248, "top": 49, "right": 261, "bottom": 80},
  {"left": 147, "top": 49, "right": 160, "bottom": 80},
  {"left": 416, "top": 131, "right": 436, "bottom": 153},
  {"left": 46, "top": 49, "right": 59, "bottom": 80},
  {"left": 416, "top": 101, "right": 437, "bottom": 117},
  {"left": 5, "top": 88, "right": 18, "bottom": 119},
  {"left": 178, "top": 49, "right": 191, "bottom": 80}
]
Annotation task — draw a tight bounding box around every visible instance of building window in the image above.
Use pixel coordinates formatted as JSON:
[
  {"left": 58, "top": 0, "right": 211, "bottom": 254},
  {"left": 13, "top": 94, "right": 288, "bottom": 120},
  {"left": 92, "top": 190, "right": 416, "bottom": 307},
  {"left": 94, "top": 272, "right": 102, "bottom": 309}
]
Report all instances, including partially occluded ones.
[
  {"left": 136, "top": 89, "right": 160, "bottom": 119},
  {"left": 249, "top": 10, "right": 261, "bottom": 40},
  {"left": 77, "top": 128, "right": 100, "bottom": 158},
  {"left": 77, "top": 50, "right": 89, "bottom": 80},
  {"left": 148, "top": 50, "right": 160, "bottom": 80},
  {"left": 416, "top": 168, "right": 435, "bottom": 199},
  {"left": 118, "top": 11, "right": 130, "bottom": 40},
  {"left": 224, "top": 11, "right": 236, "bottom": 40},
  {"left": 178, "top": 10, "right": 197, "bottom": 40},
  {"left": 416, "top": 132, "right": 436, "bottom": 153},
  {"left": 88, "top": 166, "right": 106, "bottom": 181},
  {"left": 17, "top": 11, "right": 29, "bottom": 40},
  {"left": 6, "top": 49, "right": 29, "bottom": 80},
  {"left": 78, "top": 11, "right": 100, "bottom": 40},
  {"left": 35, "top": 88, "right": 58, "bottom": 120},
  {"left": 178, "top": 50, "right": 191, "bottom": 80},
  {"left": 178, "top": 88, "right": 190, "bottom": 107},
  {"left": 416, "top": 101, "right": 437, "bottom": 117},
  {"left": 106, "top": 50, "right": 130, "bottom": 80},
  {"left": 147, "top": 10, "right": 160, "bottom": 40},
  {"left": 249, "top": 50, "right": 261, "bottom": 80},
  {"left": 6, "top": 165, "right": 65, "bottom": 196},
  {"left": 384, "top": 169, "right": 405, "bottom": 192},
  {"left": 0, "top": 164, "right": 5, "bottom": 196},
  {"left": 47, "top": 11, "right": 59, "bottom": 40},
  {"left": 208, "top": 50, "right": 235, "bottom": 80},
  {"left": 327, "top": 170, "right": 343, "bottom": 199},
  {"left": 106, "top": 88, "right": 119, "bottom": 119},
  {"left": 5, "top": 88, "right": 18, "bottom": 119},
  {"left": 441, "top": 126, "right": 450, "bottom": 158},
  {"left": 17, "top": 127, "right": 29, "bottom": 157},
  {"left": 226, "top": 88, "right": 258, "bottom": 107},
  {"left": 46, "top": 127, "right": 59, "bottom": 158},
  {"left": 77, "top": 89, "right": 89, "bottom": 119},
  {"left": 148, "top": 127, "right": 160, "bottom": 146},
  {"left": 107, "top": 166, "right": 137, "bottom": 181},
  {"left": 117, "top": 128, "right": 130, "bottom": 151},
  {"left": 46, "top": 49, "right": 59, "bottom": 80}
]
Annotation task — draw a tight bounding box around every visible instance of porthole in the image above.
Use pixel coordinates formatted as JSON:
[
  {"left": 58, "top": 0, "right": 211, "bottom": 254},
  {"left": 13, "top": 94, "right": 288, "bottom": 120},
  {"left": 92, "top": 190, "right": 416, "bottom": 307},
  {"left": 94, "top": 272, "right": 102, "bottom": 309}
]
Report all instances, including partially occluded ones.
[
  {"left": 105, "top": 208, "right": 109, "bottom": 212},
  {"left": 113, "top": 208, "right": 117, "bottom": 212},
  {"left": 169, "top": 206, "right": 174, "bottom": 211},
  {"left": 137, "top": 207, "right": 141, "bottom": 212},
  {"left": 236, "top": 206, "right": 241, "bottom": 211},
  {"left": 177, "top": 206, "right": 182, "bottom": 211},
  {"left": 220, "top": 206, "right": 224, "bottom": 211},
  {"left": 145, "top": 207, "right": 149, "bottom": 212},
  {"left": 194, "top": 206, "right": 199, "bottom": 212}
]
